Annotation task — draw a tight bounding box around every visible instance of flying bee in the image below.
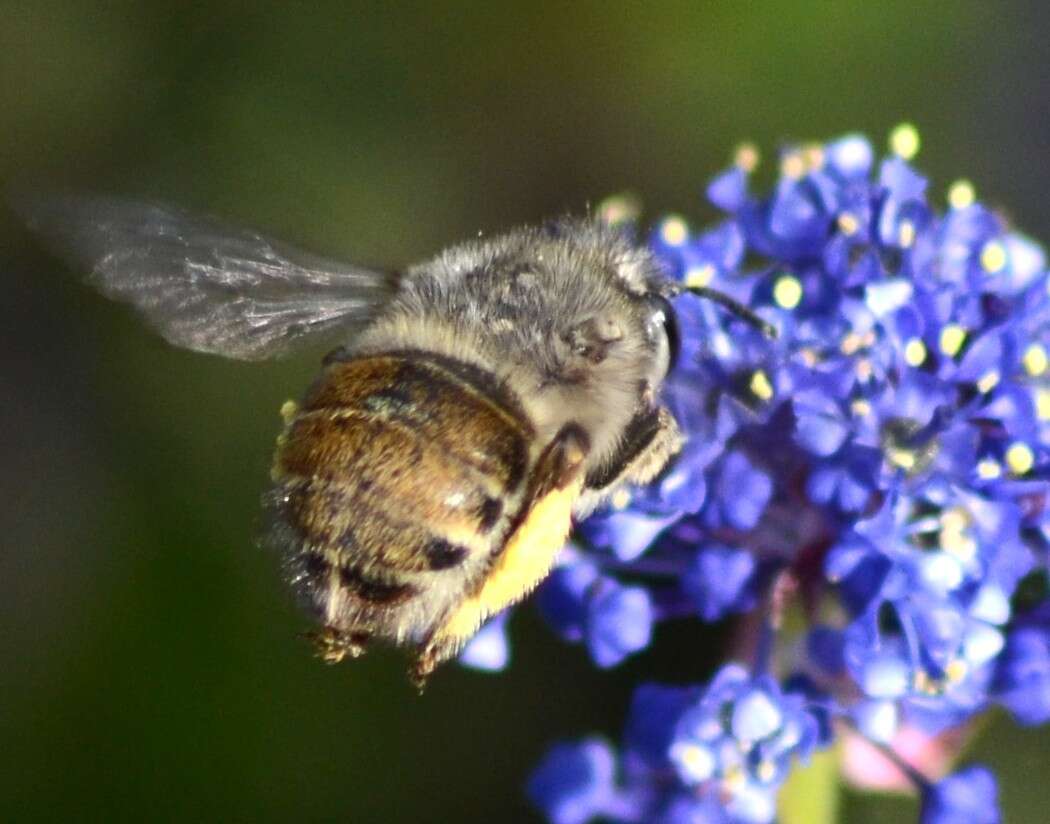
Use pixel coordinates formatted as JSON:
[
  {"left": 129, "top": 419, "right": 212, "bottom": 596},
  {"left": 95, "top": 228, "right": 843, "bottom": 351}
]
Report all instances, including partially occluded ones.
[{"left": 17, "top": 193, "right": 772, "bottom": 687}]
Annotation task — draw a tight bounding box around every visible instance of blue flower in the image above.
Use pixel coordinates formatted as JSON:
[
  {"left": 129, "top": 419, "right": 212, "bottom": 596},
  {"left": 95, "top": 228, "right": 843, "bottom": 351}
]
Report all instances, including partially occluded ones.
[
  {"left": 995, "top": 600, "right": 1050, "bottom": 725},
  {"left": 535, "top": 556, "right": 654, "bottom": 668},
  {"left": 527, "top": 128, "right": 1050, "bottom": 823},
  {"left": 667, "top": 664, "right": 822, "bottom": 824}
]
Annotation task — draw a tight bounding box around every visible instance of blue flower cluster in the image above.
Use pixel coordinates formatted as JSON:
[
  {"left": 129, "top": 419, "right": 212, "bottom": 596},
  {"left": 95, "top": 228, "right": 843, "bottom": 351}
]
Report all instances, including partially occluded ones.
[{"left": 460, "top": 127, "right": 1050, "bottom": 823}]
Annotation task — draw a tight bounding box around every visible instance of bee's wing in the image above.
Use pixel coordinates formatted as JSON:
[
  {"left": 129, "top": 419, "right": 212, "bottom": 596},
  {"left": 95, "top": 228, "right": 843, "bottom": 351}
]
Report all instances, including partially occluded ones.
[{"left": 14, "top": 193, "right": 400, "bottom": 360}]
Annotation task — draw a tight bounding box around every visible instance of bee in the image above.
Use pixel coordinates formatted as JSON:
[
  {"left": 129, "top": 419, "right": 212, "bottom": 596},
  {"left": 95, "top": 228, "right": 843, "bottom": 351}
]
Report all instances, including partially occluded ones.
[{"left": 17, "top": 193, "right": 771, "bottom": 687}]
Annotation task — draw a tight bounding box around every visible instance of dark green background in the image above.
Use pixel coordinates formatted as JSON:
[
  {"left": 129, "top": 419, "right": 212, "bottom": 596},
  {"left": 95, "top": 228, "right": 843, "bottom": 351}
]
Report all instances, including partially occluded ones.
[{"left": 3, "top": 2, "right": 1049, "bottom": 822}]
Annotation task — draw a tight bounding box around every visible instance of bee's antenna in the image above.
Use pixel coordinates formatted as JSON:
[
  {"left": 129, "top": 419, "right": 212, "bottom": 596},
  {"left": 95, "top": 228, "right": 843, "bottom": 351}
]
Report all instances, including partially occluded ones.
[{"left": 684, "top": 285, "right": 779, "bottom": 340}]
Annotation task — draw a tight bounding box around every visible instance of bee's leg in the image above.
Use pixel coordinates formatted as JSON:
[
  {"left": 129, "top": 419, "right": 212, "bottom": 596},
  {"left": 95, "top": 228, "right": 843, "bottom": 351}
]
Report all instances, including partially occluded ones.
[
  {"left": 410, "top": 422, "right": 591, "bottom": 691},
  {"left": 576, "top": 405, "right": 682, "bottom": 515},
  {"left": 304, "top": 625, "right": 370, "bottom": 664}
]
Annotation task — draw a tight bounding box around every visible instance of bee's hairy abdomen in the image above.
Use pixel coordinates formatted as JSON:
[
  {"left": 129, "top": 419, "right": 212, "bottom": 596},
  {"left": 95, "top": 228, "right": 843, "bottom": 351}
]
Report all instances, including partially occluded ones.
[{"left": 267, "top": 350, "right": 535, "bottom": 645}]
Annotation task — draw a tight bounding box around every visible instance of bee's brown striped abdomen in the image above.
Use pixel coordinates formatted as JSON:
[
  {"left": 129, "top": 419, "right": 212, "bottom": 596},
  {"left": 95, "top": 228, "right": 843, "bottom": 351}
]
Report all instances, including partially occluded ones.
[{"left": 268, "top": 351, "right": 534, "bottom": 641}]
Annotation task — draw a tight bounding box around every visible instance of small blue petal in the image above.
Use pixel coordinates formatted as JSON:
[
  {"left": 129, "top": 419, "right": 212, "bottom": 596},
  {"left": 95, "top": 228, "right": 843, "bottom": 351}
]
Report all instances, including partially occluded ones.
[
  {"left": 586, "top": 582, "right": 653, "bottom": 668},
  {"left": 920, "top": 765, "right": 1001, "bottom": 824},
  {"left": 707, "top": 167, "right": 748, "bottom": 212},
  {"left": 853, "top": 699, "right": 899, "bottom": 744},
  {"left": 731, "top": 689, "right": 783, "bottom": 742},
  {"left": 458, "top": 611, "right": 510, "bottom": 671},
  {"left": 527, "top": 738, "right": 617, "bottom": 824},
  {"left": 684, "top": 544, "right": 757, "bottom": 621},
  {"left": 826, "top": 134, "right": 874, "bottom": 179}
]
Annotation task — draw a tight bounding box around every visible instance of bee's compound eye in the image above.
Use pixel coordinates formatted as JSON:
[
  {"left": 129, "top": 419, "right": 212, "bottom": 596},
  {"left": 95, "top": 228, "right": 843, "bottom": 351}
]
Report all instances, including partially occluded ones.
[{"left": 647, "top": 295, "right": 680, "bottom": 378}]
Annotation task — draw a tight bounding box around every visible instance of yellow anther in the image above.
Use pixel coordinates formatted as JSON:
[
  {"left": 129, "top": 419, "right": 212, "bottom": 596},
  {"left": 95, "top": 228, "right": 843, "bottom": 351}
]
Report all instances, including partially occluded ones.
[
  {"left": 773, "top": 275, "right": 803, "bottom": 309},
  {"left": 1023, "top": 343, "right": 1048, "bottom": 377},
  {"left": 1037, "top": 388, "right": 1050, "bottom": 420},
  {"left": 976, "top": 370, "right": 1000, "bottom": 394},
  {"left": 940, "top": 507, "right": 971, "bottom": 532},
  {"left": 750, "top": 370, "right": 774, "bottom": 401},
  {"left": 677, "top": 744, "right": 711, "bottom": 774},
  {"left": 781, "top": 151, "right": 807, "bottom": 180},
  {"left": 887, "top": 447, "right": 917, "bottom": 470},
  {"left": 889, "top": 123, "right": 921, "bottom": 160},
  {"left": 802, "top": 143, "right": 826, "bottom": 172},
  {"left": 756, "top": 760, "right": 778, "bottom": 783},
  {"left": 723, "top": 767, "right": 747, "bottom": 793},
  {"left": 977, "top": 459, "right": 1002, "bottom": 480},
  {"left": 856, "top": 359, "right": 874, "bottom": 381},
  {"left": 1006, "top": 442, "right": 1035, "bottom": 475},
  {"left": 904, "top": 337, "right": 927, "bottom": 367},
  {"left": 610, "top": 489, "right": 632, "bottom": 510},
  {"left": 941, "top": 531, "right": 977, "bottom": 562},
  {"left": 597, "top": 193, "right": 641, "bottom": 227},
  {"left": 898, "top": 220, "right": 916, "bottom": 248},
  {"left": 659, "top": 216, "right": 688, "bottom": 247},
  {"left": 947, "top": 179, "right": 976, "bottom": 210},
  {"left": 685, "top": 264, "right": 715, "bottom": 288},
  {"left": 980, "top": 240, "right": 1008, "bottom": 273},
  {"left": 851, "top": 399, "right": 872, "bottom": 417},
  {"left": 734, "top": 142, "right": 760, "bottom": 172},
  {"left": 837, "top": 212, "right": 860, "bottom": 236},
  {"left": 945, "top": 659, "right": 969, "bottom": 684},
  {"left": 939, "top": 324, "right": 967, "bottom": 357},
  {"left": 841, "top": 332, "right": 865, "bottom": 355}
]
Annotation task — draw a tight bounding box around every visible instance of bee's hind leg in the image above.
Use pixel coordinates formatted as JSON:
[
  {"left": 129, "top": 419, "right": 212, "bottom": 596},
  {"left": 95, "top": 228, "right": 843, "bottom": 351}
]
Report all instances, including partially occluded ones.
[{"left": 304, "top": 625, "right": 370, "bottom": 664}]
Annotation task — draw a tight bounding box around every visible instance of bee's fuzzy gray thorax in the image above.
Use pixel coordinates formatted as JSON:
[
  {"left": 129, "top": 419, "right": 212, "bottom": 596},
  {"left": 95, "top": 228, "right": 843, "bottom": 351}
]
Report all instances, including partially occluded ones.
[{"left": 350, "top": 218, "right": 675, "bottom": 482}]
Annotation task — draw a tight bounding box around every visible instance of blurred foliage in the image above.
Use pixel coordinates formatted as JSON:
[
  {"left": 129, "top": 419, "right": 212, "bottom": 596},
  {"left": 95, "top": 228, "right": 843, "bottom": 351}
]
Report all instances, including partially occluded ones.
[{"left": 1, "top": 2, "right": 1048, "bottom": 821}]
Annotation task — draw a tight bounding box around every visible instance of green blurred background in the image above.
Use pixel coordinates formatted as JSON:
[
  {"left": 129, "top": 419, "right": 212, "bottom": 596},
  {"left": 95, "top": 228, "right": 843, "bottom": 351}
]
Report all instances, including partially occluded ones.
[{"left": 2, "top": 2, "right": 1049, "bottom": 822}]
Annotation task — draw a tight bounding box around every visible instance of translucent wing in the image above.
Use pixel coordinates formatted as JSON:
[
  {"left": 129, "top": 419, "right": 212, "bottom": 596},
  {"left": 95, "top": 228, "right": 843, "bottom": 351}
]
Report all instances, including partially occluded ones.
[{"left": 15, "top": 193, "right": 400, "bottom": 360}]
